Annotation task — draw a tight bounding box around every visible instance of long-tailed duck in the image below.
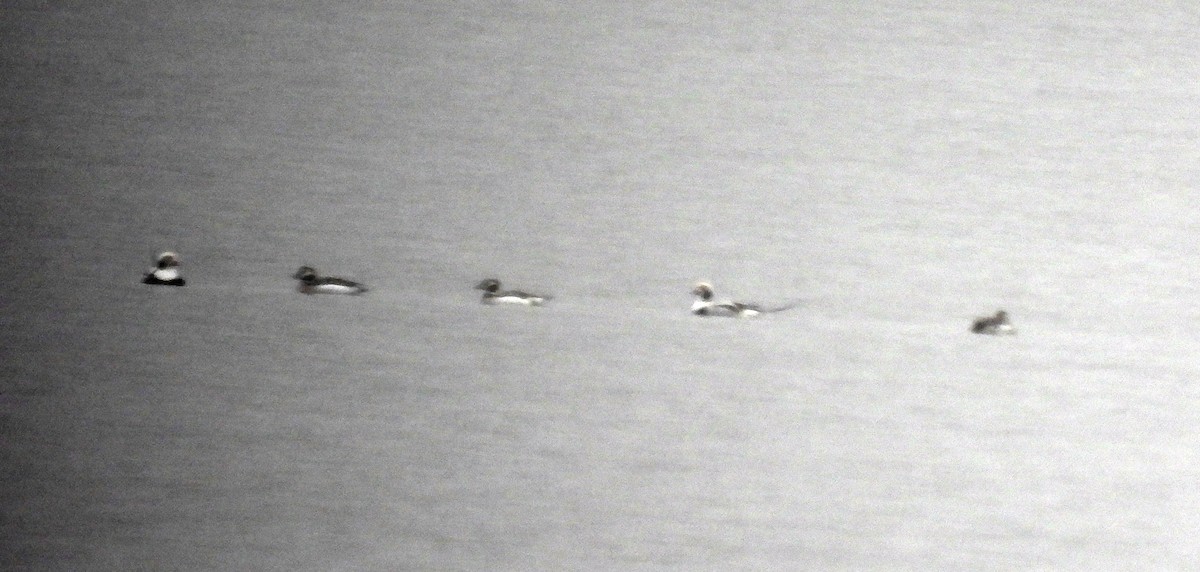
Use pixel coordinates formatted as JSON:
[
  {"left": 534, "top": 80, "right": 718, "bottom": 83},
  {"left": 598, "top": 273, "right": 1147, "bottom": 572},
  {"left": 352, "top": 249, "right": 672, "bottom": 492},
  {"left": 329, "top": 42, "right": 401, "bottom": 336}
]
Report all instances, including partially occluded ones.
[
  {"left": 971, "top": 309, "right": 1016, "bottom": 335},
  {"left": 474, "top": 278, "right": 551, "bottom": 306},
  {"left": 690, "top": 282, "right": 797, "bottom": 318},
  {"left": 293, "top": 266, "right": 368, "bottom": 295},
  {"left": 142, "top": 251, "right": 186, "bottom": 286}
]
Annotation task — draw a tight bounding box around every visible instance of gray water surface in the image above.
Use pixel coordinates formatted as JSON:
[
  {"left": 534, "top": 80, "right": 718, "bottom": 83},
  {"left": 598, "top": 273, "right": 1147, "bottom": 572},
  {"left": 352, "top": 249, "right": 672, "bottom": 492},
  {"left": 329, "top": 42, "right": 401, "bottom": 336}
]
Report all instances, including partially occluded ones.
[{"left": 4, "top": 2, "right": 1200, "bottom": 569}]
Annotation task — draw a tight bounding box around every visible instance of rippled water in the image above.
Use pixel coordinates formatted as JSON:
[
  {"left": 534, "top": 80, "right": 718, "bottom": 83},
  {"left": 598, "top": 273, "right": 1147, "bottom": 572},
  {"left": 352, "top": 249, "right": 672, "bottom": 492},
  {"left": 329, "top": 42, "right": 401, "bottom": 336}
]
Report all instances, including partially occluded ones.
[{"left": 4, "top": 1, "right": 1200, "bottom": 569}]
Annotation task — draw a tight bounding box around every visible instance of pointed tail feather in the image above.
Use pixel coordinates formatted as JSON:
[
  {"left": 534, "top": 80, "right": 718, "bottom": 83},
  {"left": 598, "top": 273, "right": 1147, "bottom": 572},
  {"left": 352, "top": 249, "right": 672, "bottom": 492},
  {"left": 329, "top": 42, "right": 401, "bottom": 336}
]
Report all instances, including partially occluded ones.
[{"left": 761, "top": 299, "right": 805, "bottom": 313}]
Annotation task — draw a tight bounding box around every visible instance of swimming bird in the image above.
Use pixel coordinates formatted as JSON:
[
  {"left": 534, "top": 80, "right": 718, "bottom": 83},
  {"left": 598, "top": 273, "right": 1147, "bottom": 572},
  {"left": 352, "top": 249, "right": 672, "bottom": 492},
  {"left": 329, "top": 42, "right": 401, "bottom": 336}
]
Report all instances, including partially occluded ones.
[
  {"left": 142, "top": 251, "right": 186, "bottom": 286},
  {"left": 690, "top": 282, "right": 797, "bottom": 318},
  {"left": 293, "top": 266, "right": 368, "bottom": 295},
  {"left": 971, "top": 309, "right": 1016, "bottom": 335},
  {"left": 474, "top": 278, "right": 551, "bottom": 306}
]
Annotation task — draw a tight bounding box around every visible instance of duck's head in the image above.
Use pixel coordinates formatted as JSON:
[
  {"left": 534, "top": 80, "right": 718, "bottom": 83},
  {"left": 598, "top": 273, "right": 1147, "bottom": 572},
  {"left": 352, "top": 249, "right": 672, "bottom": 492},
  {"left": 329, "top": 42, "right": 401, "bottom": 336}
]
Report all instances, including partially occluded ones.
[
  {"left": 692, "top": 282, "right": 715, "bottom": 300},
  {"left": 475, "top": 278, "right": 501, "bottom": 293},
  {"left": 156, "top": 251, "right": 180, "bottom": 269},
  {"left": 293, "top": 266, "right": 317, "bottom": 281}
]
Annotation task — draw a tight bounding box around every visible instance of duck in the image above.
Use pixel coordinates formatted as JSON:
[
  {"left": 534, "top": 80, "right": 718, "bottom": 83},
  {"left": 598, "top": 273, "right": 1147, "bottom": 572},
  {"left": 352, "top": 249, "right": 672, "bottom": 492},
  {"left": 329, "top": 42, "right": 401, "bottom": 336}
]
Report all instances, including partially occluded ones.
[
  {"left": 691, "top": 282, "right": 798, "bottom": 318},
  {"left": 474, "top": 278, "right": 551, "bottom": 306},
  {"left": 142, "top": 251, "right": 186, "bottom": 286},
  {"left": 292, "top": 266, "right": 368, "bottom": 295},
  {"left": 971, "top": 309, "right": 1016, "bottom": 335}
]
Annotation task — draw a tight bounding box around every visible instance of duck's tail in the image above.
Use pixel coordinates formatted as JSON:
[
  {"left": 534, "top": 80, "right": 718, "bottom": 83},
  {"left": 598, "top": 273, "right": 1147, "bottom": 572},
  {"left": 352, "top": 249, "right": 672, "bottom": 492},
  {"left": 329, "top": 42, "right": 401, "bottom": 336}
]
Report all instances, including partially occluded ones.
[{"left": 760, "top": 298, "right": 804, "bottom": 313}]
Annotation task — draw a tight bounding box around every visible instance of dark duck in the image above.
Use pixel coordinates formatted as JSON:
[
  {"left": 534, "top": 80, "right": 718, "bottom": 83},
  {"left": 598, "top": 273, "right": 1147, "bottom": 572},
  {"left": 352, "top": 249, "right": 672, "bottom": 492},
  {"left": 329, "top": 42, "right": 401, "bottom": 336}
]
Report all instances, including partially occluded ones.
[
  {"left": 971, "top": 309, "right": 1016, "bottom": 335},
  {"left": 474, "top": 278, "right": 551, "bottom": 306},
  {"left": 292, "top": 266, "right": 368, "bottom": 295}
]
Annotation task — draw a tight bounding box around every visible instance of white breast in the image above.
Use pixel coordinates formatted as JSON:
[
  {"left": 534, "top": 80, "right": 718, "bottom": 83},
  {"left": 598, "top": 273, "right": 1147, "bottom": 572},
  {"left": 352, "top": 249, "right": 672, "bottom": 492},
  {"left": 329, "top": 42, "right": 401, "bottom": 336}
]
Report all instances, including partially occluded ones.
[
  {"left": 152, "top": 268, "right": 180, "bottom": 281},
  {"left": 692, "top": 299, "right": 743, "bottom": 317},
  {"left": 314, "top": 283, "right": 358, "bottom": 294},
  {"left": 496, "top": 295, "right": 538, "bottom": 305}
]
